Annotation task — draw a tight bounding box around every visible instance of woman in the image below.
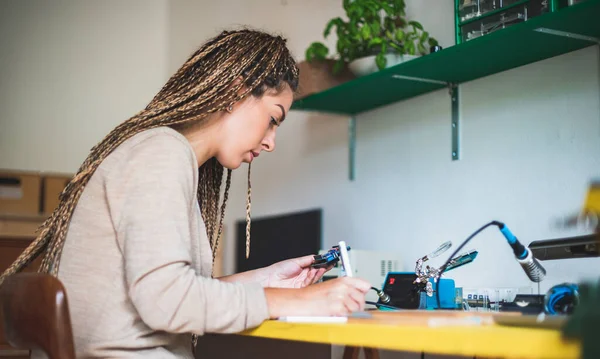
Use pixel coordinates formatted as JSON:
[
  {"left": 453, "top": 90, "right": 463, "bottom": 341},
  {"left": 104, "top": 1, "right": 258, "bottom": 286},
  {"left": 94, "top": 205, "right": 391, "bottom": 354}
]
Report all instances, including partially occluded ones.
[{"left": 0, "top": 29, "right": 370, "bottom": 358}]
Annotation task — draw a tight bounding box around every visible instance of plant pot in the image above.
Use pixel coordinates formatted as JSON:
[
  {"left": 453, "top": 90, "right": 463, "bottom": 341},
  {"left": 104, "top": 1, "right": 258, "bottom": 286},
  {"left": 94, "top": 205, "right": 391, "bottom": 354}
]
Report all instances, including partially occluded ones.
[
  {"left": 348, "top": 54, "right": 420, "bottom": 77},
  {"left": 295, "top": 59, "right": 356, "bottom": 100}
]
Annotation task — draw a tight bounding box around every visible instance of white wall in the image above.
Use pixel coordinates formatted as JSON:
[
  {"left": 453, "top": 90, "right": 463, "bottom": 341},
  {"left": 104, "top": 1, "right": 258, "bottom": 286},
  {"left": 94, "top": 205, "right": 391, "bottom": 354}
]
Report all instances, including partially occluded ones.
[{"left": 0, "top": 0, "right": 169, "bottom": 173}]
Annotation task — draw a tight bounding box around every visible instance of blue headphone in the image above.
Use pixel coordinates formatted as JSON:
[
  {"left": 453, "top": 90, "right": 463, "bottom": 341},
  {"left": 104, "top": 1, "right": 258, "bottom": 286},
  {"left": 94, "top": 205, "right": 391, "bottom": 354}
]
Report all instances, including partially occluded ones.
[{"left": 544, "top": 283, "right": 579, "bottom": 315}]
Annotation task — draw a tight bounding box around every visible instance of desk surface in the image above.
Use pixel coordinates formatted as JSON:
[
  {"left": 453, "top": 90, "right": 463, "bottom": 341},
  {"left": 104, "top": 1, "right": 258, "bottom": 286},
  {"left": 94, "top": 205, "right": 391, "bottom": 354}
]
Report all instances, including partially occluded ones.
[{"left": 242, "top": 311, "right": 580, "bottom": 359}]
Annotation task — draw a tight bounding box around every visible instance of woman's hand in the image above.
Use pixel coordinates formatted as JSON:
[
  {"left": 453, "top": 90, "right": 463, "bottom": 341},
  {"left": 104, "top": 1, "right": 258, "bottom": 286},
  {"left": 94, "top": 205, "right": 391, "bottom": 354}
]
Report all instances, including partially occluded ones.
[
  {"left": 264, "top": 276, "right": 371, "bottom": 318},
  {"left": 262, "top": 255, "right": 331, "bottom": 288},
  {"left": 217, "top": 255, "right": 329, "bottom": 287}
]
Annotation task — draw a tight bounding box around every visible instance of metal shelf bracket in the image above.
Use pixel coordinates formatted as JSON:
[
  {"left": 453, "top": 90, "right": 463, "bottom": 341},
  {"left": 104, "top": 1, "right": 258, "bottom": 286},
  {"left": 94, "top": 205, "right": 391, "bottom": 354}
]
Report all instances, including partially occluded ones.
[
  {"left": 450, "top": 83, "right": 460, "bottom": 161},
  {"left": 349, "top": 116, "right": 356, "bottom": 181},
  {"left": 534, "top": 28, "right": 600, "bottom": 44},
  {"left": 391, "top": 75, "right": 461, "bottom": 161}
]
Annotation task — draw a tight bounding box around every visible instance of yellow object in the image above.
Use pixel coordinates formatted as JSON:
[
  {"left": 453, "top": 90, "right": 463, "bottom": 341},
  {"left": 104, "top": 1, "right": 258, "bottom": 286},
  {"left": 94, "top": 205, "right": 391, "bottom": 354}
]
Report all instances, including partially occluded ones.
[
  {"left": 241, "top": 311, "right": 580, "bottom": 359},
  {"left": 583, "top": 181, "right": 600, "bottom": 215}
]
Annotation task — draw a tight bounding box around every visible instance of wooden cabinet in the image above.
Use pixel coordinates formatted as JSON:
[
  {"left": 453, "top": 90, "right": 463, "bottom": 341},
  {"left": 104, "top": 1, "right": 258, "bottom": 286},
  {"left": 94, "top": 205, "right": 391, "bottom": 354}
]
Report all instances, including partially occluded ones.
[{"left": 0, "top": 214, "right": 46, "bottom": 358}]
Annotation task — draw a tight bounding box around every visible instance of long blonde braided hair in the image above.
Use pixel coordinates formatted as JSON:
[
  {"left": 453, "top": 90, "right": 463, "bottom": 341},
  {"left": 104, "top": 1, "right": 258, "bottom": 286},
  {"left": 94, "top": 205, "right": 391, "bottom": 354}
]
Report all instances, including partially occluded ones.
[{"left": 0, "top": 29, "right": 299, "bottom": 284}]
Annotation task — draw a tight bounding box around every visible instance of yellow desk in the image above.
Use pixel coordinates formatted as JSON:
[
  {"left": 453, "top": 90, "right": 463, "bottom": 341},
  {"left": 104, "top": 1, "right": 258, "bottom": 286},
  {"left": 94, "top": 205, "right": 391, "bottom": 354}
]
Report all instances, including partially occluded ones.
[{"left": 242, "top": 311, "right": 581, "bottom": 359}]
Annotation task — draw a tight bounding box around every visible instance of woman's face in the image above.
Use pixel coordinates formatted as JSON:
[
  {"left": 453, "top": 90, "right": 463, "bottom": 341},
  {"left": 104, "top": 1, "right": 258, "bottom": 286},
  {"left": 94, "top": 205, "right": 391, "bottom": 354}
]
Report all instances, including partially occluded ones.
[{"left": 216, "top": 86, "right": 294, "bottom": 169}]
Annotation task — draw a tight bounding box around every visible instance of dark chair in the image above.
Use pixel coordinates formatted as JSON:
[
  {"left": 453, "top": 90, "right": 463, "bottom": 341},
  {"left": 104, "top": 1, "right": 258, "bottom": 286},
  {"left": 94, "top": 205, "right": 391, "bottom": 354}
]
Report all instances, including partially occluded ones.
[{"left": 0, "top": 273, "right": 76, "bottom": 359}]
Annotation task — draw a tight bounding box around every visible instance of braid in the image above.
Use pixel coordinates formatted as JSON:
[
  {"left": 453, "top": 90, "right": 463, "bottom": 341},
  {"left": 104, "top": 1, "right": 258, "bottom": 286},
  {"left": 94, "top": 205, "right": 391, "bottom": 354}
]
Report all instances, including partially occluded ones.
[
  {"left": 245, "top": 163, "right": 252, "bottom": 259},
  {"left": 0, "top": 28, "right": 299, "bottom": 286},
  {"left": 211, "top": 169, "right": 232, "bottom": 267}
]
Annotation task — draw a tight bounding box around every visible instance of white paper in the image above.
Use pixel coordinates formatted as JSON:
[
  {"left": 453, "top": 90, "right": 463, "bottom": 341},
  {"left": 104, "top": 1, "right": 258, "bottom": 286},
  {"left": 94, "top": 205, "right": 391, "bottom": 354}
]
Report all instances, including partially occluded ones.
[{"left": 277, "top": 316, "right": 348, "bottom": 323}]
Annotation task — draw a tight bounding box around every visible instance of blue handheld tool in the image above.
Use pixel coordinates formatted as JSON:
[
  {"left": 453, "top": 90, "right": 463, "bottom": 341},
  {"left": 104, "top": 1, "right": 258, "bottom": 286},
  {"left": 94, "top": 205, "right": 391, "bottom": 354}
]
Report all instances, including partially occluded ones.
[{"left": 311, "top": 244, "right": 351, "bottom": 268}]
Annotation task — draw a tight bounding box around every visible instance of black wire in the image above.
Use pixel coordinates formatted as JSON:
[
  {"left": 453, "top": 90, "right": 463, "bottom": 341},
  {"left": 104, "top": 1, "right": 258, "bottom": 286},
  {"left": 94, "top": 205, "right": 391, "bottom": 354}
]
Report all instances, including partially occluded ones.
[
  {"left": 365, "top": 301, "right": 402, "bottom": 311},
  {"left": 435, "top": 221, "right": 503, "bottom": 309}
]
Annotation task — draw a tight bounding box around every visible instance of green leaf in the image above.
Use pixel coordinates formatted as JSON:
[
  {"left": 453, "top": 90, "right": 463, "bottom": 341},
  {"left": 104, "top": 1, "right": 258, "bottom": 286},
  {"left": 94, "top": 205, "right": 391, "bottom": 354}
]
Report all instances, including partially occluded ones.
[
  {"left": 375, "top": 52, "right": 387, "bottom": 70},
  {"left": 338, "top": 24, "right": 349, "bottom": 41},
  {"left": 305, "top": 42, "right": 329, "bottom": 62},
  {"left": 346, "top": 2, "right": 357, "bottom": 17},
  {"left": 324, "top": 17, "right": 344, "bottom": 38},
  {"left": 420, "top": 31, "right": 429, "bottom": 42},
  {"left": 370, "top": 21, "right": 381, "bottom": 36},
  {"left": 389, "top": 42, "right": 403, "bottom": 53},
  {"left": 368, "top": 37, "right": 383, "bottom": 48},
  {"left": 385, "top": 30, "right": 394, "bottom": 41},
  {"left": 356, "top": 6, "right": 364, "bottom": 18},
  {"left": 405, "top": 41, "right": 415, "bottom": 55},
  {"left": 317, "top": 44, "right": 329, "bottom": 57},
  {"left": 417, "top": 43, "right": 426, "bottom": 54},
  {"left": 333, "top": 59, "right": 345, "bottom": 75},
  {"left": 384, "top": 16, "right": 395, "bottom": 30},
  {"left": 361, "top": 24, "right": 371, "bottom": 40},
  {"left": 394, "top": 0, "right": 406, "bottom": 16},
  {"left": 364, "top": 0, "right": 379, "bottom": 13},
  {"left": 428, "top": 37, "right": 439, "bottom": 47},
  {"left": 305, "top": 48, "right": 313, "bottom": 62},
  {"left": 349, "top": 18, "right": 360, "bottom": 39},
  {"left": 343, "top": 0, "right": 351, "bottom": 11},
  {"left": 392, "top": 0, "right": 405, "bottom": 15},
  {"left": 409, "top": 20, "right": 424, "bottom": 30},
  {"left": 362, "top": 7, "right": 377, "bottom": 19},
  {"left": 381, "top": 3, "right": 393, "bottom": 14},
  {"left": 395, "top": 29, "right": 405, "bottom": 42},
  {"left": 336, "top": 39, "right": 345, "bottom": 55}
]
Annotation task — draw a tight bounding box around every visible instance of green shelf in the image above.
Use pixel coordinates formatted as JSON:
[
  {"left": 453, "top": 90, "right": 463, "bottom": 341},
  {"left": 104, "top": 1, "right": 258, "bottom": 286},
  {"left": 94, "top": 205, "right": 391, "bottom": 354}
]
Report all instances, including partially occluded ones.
[{"left": 292, "top": 0, "right": 600, "bottom": 116}]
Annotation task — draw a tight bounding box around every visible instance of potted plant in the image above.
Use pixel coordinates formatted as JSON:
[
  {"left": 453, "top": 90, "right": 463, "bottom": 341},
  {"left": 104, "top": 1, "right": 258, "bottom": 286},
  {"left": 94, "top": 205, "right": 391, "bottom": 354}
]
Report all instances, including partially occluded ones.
[{"left": 305, "top": 0, "right": 439, "bottom": 77}]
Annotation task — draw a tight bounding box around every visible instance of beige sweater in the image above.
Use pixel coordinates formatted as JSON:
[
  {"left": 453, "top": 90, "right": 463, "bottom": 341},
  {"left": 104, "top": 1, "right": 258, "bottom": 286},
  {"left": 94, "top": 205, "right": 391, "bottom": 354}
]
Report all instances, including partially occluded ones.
[{"left": 52, "top": 127, "right": 269, "bottom": 358}]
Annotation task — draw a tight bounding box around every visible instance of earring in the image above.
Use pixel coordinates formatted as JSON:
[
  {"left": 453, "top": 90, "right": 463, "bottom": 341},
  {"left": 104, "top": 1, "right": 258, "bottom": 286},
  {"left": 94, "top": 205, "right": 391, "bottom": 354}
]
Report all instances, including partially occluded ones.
[{"left": 227, "top": 104, "right": 233, "bottom": 113}]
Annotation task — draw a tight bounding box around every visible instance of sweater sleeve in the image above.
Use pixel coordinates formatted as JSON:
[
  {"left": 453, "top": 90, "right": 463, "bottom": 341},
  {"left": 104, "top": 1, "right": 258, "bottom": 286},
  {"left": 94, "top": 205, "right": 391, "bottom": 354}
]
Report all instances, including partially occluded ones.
[{"left": 104, "top": 132, "right": 270, "bottom": 335}]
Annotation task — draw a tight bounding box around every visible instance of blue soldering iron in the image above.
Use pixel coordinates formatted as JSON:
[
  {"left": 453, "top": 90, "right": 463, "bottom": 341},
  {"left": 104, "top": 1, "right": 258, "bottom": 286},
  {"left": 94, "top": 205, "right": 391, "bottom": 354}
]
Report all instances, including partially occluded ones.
[
  {"left": 311, "top": 244, "right": 351, "bottom": 269},
  {"left": 496, "top": 222, "right": 546, "bottom": 282}
]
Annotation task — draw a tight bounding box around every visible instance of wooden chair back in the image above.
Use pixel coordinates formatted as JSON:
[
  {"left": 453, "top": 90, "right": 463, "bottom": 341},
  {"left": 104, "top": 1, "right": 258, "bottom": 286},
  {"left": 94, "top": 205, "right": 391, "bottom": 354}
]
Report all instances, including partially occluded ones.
[{"left": 0, "top": 273, "right": 75, "bottom": 359}]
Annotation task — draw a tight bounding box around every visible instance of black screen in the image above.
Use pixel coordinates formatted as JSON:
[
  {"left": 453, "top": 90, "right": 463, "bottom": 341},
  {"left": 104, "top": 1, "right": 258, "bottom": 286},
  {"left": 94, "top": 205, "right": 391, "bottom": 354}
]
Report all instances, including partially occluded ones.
[{"left": 235, "top": 208, "right": 322, "bottom": 273}]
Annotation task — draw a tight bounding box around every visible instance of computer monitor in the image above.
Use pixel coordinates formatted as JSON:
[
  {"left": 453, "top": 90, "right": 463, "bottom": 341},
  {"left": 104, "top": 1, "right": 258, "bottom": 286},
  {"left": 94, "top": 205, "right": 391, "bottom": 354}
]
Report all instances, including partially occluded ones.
[{"left": 235, "top": 208, "right": 322, "bottom": 273}]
